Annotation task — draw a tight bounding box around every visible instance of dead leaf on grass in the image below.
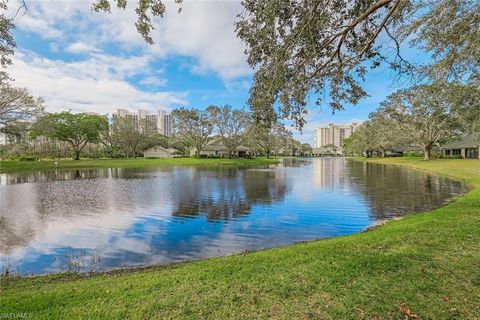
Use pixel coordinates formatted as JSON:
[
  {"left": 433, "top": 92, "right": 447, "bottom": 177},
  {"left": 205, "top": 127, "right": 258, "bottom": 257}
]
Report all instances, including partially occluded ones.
[{"left": 399, "top": 303, "right": 418, "bottom": 319}]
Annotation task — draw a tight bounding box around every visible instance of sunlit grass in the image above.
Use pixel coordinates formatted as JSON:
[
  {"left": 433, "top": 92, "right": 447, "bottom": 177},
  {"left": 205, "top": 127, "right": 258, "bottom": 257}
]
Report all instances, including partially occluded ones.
[
  {"left": 0, "top": 157, "right": 281, "bottom": 173},
  {"left": 1, "top": 158, "right": 479, "bottom": 319}
]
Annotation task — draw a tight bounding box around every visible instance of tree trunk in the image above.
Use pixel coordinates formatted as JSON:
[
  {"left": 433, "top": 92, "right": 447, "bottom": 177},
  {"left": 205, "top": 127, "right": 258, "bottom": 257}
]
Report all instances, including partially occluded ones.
[
  {"left": 423, "top": 145, "right": 431, "bottom": 160},
  {"left": 74, "top": 149, "right": 81, "bottom": 160},
  {"left": 380, "top": 149, "right": 386, "bottom": 158}
]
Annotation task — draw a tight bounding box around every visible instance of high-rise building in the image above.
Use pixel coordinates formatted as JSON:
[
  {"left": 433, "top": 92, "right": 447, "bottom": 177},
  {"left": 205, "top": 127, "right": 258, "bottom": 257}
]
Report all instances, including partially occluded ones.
[
  {"left": 114, "top": 108, "right": 140, "bottom": 131},
  {"left": 156, "top": 109, "right": 172, "bottom": 136},
  {"left": 163, "top": 113, "right": 172, "bottom": 136},
  {"left": 113, "top": 108, "right": 173, "bottom": 136},
  {"left": 314, "top": 123, "right": 358, "bottom": 150}
]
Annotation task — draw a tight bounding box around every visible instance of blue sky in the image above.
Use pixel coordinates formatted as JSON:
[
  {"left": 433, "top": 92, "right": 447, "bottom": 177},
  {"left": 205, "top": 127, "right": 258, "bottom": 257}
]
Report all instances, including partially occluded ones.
[{"left": 7, "top": 0, "right": 425, "bottom": 143}]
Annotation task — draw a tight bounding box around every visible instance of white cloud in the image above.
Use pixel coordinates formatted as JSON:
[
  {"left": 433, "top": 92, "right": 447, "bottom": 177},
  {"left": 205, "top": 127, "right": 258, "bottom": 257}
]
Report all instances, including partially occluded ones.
[
  {"left": 66, "top": 42, "right": 101, "bottom": 54},
  {"left": 8, "top": 0, "right": 251, "bottom": 79},
  {"left": 140, "top": 76, "right": 168, "bottom": 87},
  {"left": 10, "top": 51, "right": 187, "bottom": 114},
  {"left": 157, "top": 1, "right": 251, "bottom": 79},
  {"left": 8, "top": 0, "right": 89, "bottom": 39}
]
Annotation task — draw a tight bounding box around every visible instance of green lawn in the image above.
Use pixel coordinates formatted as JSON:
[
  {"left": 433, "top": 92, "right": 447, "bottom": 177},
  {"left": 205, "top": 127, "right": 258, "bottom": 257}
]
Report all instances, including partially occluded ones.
[
  {"left": 1, "top": 158, "right": 479, "bottom": 319},
  {"left": 0, "top": 157, "right": 280, "bottom": 173}
]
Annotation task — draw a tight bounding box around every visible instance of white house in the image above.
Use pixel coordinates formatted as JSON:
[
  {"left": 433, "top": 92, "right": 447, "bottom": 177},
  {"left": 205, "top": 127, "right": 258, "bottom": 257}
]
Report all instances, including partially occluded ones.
[
  {"left": 144, "top": 146, "right": 179, "bottom": 158},
  {"left": 190, "top": 139, "right": 250, "bottom": 157}
]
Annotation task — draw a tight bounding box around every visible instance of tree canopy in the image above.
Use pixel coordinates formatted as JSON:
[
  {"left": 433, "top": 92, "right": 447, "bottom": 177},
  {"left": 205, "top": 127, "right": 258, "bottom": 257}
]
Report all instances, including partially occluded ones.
[
  {"left": 86, "top": 0, "right": 480, "bottom": 131},
  {"left": 31, "top": 112, "right": 108, "bottom": 160},
  {"left": 235, "top": 0, "right": 480, "bottom": 128},
  {"left": 0, "top": 0, "right": 15, "bottom": 85},
  {"left": 0, "top": 84, "right": 45, "bottom": 125},
  {"left": 347, "top": 82, "right": 480, "bottom": 160},
  {"left": 383, "top": 83, "right": 479, "bottom": 160},
  {"left": 171, "top": 107, "right": 214, "bottom": 158},
  {"left": 92, "top": 0, "right": 183, "bottom": 44},
  {"left": 209, "top": 105, "right": 250, "bottom": 158},
  {"left": 246, "top": 121, "right": 291, "bottom": 158},
  {"left": 109, "top": 116, "right": 156, "bottom": 158}
]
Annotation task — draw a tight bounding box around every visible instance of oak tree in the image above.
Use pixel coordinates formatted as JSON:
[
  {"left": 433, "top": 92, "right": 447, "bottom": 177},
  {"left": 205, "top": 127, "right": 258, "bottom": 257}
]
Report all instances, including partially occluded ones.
[
  {"left": 171, "top": 107, "right": 214, "bottom": 158},
  {"left": 236, "top": 0, "right": 480, "bottom": 127},
  {"left": 31, "top": 112, "right": 108, "bottom": 160},
  {"left": 208, "top": 105, "right": 250, "bottom": 158},
  {"left": 0, "top": 85, "right": 44, "bottom": 125}
]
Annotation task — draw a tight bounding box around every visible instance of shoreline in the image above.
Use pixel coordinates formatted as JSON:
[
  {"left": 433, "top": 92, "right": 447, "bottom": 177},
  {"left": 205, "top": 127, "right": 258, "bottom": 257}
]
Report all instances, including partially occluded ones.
[
  {"left": 1, "top": 157, "right": 479, "bottom": 319},
  {"left": 0, "top": 157, "right": 281, "bottom": 173},
  {"left": 2, "top": 157, "right": 469, "bottom": 278}
]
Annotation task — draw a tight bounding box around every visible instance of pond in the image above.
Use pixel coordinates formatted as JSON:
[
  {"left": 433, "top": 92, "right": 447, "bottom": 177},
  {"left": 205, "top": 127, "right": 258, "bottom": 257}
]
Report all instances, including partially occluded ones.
[{"left": 0, "top": 158, "right": 466, "bottom": 275}]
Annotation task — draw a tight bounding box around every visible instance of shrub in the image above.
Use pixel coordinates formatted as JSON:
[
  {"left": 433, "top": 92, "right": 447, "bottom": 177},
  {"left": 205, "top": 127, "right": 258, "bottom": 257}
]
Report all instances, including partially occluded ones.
[
  {"left": 18, "top": 156, "right": 38, "bottom": 161},
  {"left": 431, "top": 152, "right": 442, "bottom": 159}
]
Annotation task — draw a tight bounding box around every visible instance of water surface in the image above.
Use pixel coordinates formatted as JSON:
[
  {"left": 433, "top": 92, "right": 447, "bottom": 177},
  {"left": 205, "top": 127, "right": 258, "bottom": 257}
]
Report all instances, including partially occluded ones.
[{"left": 0, "top": 158, "right": 466, "bottom": 275}]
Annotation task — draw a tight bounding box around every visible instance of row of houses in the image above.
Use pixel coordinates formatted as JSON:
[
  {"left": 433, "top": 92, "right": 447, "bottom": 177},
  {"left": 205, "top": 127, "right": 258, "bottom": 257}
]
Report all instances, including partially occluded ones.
[
  {"left": 143, "top": 138, "right": 252, "bottom": 158},
  {"left": 393, "top": 134, "right": 480, "bottom": 159},
  {"left": 143, "top": 134, "right": 480, "bottom": 159}
]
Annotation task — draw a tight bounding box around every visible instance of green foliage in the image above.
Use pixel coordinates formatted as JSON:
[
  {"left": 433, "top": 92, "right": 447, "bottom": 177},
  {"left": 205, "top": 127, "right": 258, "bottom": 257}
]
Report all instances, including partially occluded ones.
[
  {"left": 246, "top": 122, "right": 292, "bottom": 158},
  {"left": 171, "top": 107, "right": 214, "bottom": 158},
  {"left": 109, "top": 116, "right": 156, "bottom": 158},
  {"left": 400, "top": 0, "right": 480, "bottom": 82},
  {"left": 322, "top": 144, "right": 338, "bottom": 152},
  {"left": 348, "top": 82, "right": 480, "bottom": 160},
  {"left": 0, "top": 0, "right": 16, "bottom": 84},
  {"left": 208, "top": 105, "right": 250, "bottom": 158},
  {"left": 380, "top": 82, "right": 479, "bottom": 159},
  {"left": 92, "top": 0, "right": 182, "bottom": 44},
  {"left": 149, "top": 134, "right": 169, "bottom": 148},
  {"left": 31, "top": 112, "right": 108, "bottom": 160},
  {"left": 18, "top": 156, "right": 38, "bottom": 161},
  {"left": 345, "top": 121, "right": 377, "bottom": 157},
  {"left": 236, "top": 0, "right": 479, "bottom": 127},
  {"left": 300, "top": 143, "right": 312, "bottom": 155}
]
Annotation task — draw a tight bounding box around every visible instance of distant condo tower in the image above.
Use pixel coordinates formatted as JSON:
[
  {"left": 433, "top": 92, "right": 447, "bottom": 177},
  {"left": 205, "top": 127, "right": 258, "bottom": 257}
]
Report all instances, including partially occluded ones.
[
  {"left": 114, "top": 108, "right": 173, "bottom": 136},
  {"left": 314, "top": 123, "right": 358, "bottom": 150}
]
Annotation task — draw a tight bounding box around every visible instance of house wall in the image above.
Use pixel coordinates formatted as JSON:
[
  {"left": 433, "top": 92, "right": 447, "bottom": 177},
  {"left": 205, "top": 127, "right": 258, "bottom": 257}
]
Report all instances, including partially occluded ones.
[
  {"left": 190, "top": 148, "right": 249, "bottom": 157},
  {"left": 144, "top": 150, "right": 172, "bottom": 158},
  {"left": 442, "top": 147, "right": 480, "bottom": 159},
  {"left": 465, "top": 147, "right": 480, "bottom": 159}
]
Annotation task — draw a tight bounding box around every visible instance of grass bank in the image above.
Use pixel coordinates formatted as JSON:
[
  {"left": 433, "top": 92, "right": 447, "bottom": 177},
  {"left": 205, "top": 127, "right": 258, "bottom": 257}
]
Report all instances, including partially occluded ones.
[
  {"left": 0, "top": 157, "right": 280, "bottom": 173},
  {"left": 1, "top": 158, "right": 479, "bottom": 319}
]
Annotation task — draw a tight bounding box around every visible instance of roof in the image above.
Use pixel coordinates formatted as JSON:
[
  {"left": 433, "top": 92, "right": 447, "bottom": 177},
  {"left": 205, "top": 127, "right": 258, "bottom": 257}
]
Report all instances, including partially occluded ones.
[
  {"left": 441, "top": 134, "right": 480, "bottom": 149},
  {"left": 145, "top": 146, "right": 177, "bottom": 153},
  {"left": 197, "top": 138, "right": 250, "bottom": 151}
]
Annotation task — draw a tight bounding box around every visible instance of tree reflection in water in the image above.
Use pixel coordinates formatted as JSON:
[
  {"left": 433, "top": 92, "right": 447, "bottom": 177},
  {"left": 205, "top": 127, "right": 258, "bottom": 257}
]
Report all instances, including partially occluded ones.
[
  {"left": 0, "top": 159, "right": 466, "bottom": 275},
  {"left": 345, "top": 161, "right": 465, "bottom": 220},
  {"left": 171, "top": 167, "right": 289, "bottom": 221}
]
